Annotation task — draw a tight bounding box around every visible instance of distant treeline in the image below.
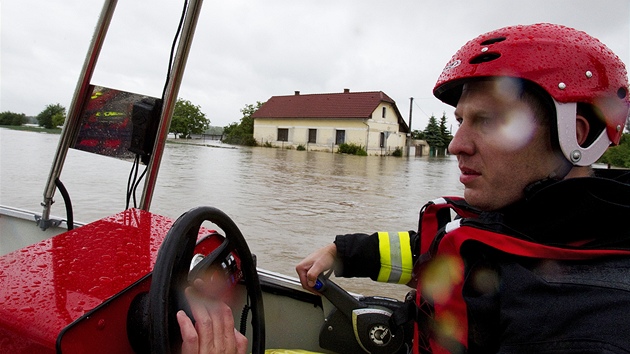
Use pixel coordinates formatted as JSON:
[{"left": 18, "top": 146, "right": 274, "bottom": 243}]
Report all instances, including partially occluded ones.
[{"left": 0, "top": 111, "right": 36, "bottom": 126}]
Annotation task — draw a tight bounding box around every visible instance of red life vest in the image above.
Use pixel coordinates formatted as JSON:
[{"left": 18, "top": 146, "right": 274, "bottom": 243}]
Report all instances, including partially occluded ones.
[{"left": 412, "top": 197, "right": 630, "bottom": 354}]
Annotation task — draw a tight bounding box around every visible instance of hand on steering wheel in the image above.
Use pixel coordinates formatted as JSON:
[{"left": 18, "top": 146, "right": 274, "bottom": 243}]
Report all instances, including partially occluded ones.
[
  {"left": 177, "top": 283, "right": 248, "bottom": 354},
  {"left": 147, "top": 206, "right": 265, "bottom": 354}
]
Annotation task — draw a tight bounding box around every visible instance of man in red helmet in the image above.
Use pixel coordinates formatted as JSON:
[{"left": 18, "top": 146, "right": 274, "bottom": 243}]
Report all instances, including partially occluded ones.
[
  {"left": 297, "top": 23, "right": 630, "bottom": 353},
  {"left": 177, "top": 23, "right": 629, "bottom": 354}
]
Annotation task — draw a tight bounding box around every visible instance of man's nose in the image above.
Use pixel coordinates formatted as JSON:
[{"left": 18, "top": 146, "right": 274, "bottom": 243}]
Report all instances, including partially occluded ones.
[{"left": 448, "top": 127, "right": 474, "bottom": 156}]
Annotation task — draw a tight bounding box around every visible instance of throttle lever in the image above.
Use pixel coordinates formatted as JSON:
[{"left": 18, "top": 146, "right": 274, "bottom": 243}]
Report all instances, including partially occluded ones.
[{"left": 314, "top": 274, "right": 366, "bottom": 320}]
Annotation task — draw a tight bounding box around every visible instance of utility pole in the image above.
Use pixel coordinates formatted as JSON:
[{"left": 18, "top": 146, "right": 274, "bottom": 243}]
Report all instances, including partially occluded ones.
[{"left": 406, "top": 97, "right": 414, "bottom": 157}]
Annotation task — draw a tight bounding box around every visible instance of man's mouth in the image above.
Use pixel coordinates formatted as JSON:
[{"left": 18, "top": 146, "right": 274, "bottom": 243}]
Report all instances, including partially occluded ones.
[{"left": 459, "top": 167, "right": 481, "bottom": 184}]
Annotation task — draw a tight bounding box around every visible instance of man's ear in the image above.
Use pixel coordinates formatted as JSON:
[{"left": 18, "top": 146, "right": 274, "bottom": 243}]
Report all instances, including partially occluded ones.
[{"left": 576, "top": 115, "right": 590, "bottom": 147}]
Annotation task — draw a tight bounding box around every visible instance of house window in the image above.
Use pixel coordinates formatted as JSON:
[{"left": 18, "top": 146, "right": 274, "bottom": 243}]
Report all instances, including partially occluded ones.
[
  {"left": 380, "top": 132, "right": 385, "bottom": 148},
  {"left": 277, "top": 128, "right": 288, "bottom": 142},
  {"left": 308, "top": 129, "right": 317, "bottom": 144},
  {"left": 335, "top": 130, "right": 345, "bottom": 145},
  {"left": 382, "top": 106, "right": 386, "bottom": 118}
]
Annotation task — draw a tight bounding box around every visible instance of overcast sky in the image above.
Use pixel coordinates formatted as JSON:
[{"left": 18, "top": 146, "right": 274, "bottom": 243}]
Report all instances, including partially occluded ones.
[{"left": 2, "top": 0, "right": 629, "bottom": 131}]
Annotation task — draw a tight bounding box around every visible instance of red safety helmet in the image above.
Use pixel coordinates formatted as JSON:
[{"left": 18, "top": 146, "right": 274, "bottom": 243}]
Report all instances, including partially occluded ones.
[{"left": 434, "top": 23, "right": 630, "bottom": 166}]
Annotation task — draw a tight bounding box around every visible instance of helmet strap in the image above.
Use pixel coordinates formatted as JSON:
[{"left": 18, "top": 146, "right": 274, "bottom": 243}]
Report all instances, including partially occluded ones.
[
  {"left": 554, "top": 100, "right": 611, "bottom": 166},
  {"left": 548, "top": 154, "right": 573, "bottom": 180}
]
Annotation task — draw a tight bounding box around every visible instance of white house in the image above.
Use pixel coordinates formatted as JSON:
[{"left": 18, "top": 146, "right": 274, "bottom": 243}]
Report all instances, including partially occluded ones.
[{"left": 252, "top": 89, "right": 411, "bottom": 155}]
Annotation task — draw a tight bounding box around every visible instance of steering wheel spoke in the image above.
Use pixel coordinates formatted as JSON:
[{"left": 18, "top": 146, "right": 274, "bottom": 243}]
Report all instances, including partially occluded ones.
[{"left": 187, "top": 237, "right": 234, "bottom": 282}]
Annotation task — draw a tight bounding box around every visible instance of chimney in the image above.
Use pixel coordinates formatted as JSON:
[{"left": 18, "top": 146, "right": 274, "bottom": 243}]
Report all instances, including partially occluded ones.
[
  {"left": 343, "top": 88, "right": 350, "bottom": 93},
  {"left": 294, "top": 91, "right": 300, "bottom": 95}
]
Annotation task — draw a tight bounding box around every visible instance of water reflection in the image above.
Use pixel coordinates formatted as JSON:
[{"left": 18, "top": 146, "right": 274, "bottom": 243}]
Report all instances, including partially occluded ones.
[{"left": 1, "top": 129, "right": 463, "bottom": 298}]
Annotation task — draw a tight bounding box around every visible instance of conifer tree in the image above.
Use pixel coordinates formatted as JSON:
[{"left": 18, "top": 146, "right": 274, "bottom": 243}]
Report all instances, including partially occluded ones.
[
  {"left": 423, "top": 115, "right": 444, "bottom": 150},
  {"left": 438, "top": 112, "right": 453, "bottom": 154}
]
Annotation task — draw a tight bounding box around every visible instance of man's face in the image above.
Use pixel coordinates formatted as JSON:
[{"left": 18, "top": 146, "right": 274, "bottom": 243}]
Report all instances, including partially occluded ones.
[{"left": 449, "top": 79, "right": 562, "bottom": 211}]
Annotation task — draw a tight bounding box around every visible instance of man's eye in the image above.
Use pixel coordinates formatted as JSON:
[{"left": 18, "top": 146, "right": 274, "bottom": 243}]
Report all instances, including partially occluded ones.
[{"left": 478, "top": 116, "right": 495, "bottom": 127}]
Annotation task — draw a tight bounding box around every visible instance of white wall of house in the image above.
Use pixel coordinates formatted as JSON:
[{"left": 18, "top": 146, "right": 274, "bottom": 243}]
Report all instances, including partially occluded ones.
[
  {"left": 254, "top": 119, "right": 366, "bottom": 152},
  {"left": 363, "top": 102, "right": 407, "bottom": 155},
  {"left": 253, "top": 102, "right": 408, "bottom": 155}
]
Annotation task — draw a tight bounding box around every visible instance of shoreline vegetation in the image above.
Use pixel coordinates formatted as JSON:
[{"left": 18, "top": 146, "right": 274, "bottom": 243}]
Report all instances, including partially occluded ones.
[{"left": 1, "top": 125, "right": 62, "bottom": 134}]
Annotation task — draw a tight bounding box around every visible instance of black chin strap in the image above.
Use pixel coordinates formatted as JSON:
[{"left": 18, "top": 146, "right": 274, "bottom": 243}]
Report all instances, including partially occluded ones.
[{"left": 549, "top": 152, "right": 575, "bottom": 179}]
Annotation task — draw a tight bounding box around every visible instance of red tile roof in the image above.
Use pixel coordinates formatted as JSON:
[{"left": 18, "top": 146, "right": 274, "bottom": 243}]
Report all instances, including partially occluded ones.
[{"left": 252, "top": 90, "right": 397, "bottom": 119}]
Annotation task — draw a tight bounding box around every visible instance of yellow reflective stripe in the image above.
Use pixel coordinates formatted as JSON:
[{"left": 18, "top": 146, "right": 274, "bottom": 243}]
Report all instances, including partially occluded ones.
[
  {"left": 377, "top": 232, "right": 392, "bottom": 282},
  {"left": 377, "top": 231, "right": 413, "bottom": 284},
  {"left": 398, "top": 231, "right": 413, "bottom": 284}
]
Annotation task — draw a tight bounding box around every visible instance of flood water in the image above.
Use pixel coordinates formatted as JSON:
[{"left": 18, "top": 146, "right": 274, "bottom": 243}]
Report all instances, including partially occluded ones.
[{"left": 0, "top": 128, "right": 463, "bottom": 299}]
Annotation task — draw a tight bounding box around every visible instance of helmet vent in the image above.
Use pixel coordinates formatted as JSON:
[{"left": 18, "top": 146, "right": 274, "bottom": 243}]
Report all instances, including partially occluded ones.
[
  {"left": 480, "top": 37, "right": 506, "bottom": 45},
  {"left": 469, "top": 52, "right": 501, "bottom": 64},
  {"left": 617, "top": 87, "right": 628, "bottom": 99}
]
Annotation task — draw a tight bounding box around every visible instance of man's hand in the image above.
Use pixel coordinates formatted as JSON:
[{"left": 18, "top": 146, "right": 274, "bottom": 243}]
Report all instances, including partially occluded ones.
[
  {"left": 295, "top": 243, "right": 337, "bottom": 292},
  {"left": 178, "top": 284, "right": 248, "bottom": 354}
]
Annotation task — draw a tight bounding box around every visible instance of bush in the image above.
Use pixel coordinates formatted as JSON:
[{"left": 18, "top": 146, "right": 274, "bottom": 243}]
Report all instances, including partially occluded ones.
[
  {"left": 52, "top": 112, "right": 65, "bottom": 127},
  {"left": 338, "top": 143, "right": 367, "bottom": 156},
  {"left": 296, "top": 144, "right": 306, "bottom": 151},
  {"left": 240, "top": 135, "right": 258, "bottom": 146},
  {"left": 263, "top": 141, "right": 273, "bottom": 148},
  {"left": 223, "top": 133, "right": 257, "bottom": 146},
  {"left": 392, "top": 147, "right": 403, "bottom": 157}
]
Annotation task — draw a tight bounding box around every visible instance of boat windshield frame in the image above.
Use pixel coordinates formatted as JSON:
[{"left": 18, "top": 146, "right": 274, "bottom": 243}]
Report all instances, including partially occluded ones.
[{"left": 37, "top": 0, "right": 204, "bottom": 230}]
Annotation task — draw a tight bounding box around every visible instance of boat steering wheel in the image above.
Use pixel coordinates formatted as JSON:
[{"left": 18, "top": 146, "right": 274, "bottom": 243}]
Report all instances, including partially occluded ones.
[{"left": 148, "top": 206, "right": 265, "bottom": 353}]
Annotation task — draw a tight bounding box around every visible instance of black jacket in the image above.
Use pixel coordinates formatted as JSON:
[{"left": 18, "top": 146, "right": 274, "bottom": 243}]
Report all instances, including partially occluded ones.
[{"left": 334, "top": 169, "right": 630, "bottom": 353}]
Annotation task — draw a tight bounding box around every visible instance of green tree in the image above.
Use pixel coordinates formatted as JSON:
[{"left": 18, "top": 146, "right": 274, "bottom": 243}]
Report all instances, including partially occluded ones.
[
  {"left": 439, "top": 112, "right": 453, "bottom": 155},
  {"left": 599, "top": 133, "right": 630, "bottom": 168},
  {"left": 37, "top": 103, "right": 66, "bottom": 129},
  {"left": 170, "top": 98, "right": 209, "bottom": 139},
  {"left": 423, "top": 115, "right": 444, "bottom": 155},
  {"left": 0, "top": 111, "right": 27, "bottom": 126},
  {"left": 411, "top": 129, "right": 425, "bottom": 140},
  {"left": 222, "top": 101, "right": 264, "bottom": 146}
]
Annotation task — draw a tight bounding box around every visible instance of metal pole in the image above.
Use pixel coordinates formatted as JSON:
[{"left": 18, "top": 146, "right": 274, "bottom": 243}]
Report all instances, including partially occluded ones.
[
  {"left": 140, "top": 0, "right": 204, "bottom": 211},
  {"left": 409, "top": 97, "right": 413, "bottom": 133},
  {"left": 38, "top": 0, "right": 118, "bottom": 230},
  {"left": 406, "top": 97, "right": 413, "bottom": 157}
]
